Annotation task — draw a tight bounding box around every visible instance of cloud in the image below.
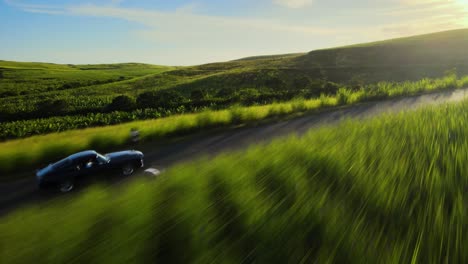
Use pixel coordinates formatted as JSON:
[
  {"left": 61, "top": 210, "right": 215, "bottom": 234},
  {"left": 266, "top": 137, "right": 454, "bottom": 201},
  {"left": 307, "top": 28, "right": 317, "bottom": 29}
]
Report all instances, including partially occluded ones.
[
  {"left": 273, "top": 0, "right": 314, "bottom": 9},
  {"left": 58, "top": 3, "right": 345, "bottom": 64},
  {"left": 385, "top": 0, "right": 464, "bottom": 15},
  {"left": 4, "top": 0, "right": 66, "bottom": 14},
  {"left": 68, "top": 4, "right": 339, "bottom": 35},
  {"left": 380, "top": 0, "right": 468, "bottom": 35},
  {"left": 3, "top": 0, "right": 468, "bottom": 65}
]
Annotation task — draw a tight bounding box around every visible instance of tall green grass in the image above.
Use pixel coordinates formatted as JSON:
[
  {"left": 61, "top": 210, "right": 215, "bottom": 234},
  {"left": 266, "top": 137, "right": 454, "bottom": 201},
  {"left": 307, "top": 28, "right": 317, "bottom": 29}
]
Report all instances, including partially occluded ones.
[
  {"left": 0, "top": 96, "right": 336, "bottom": 179},
  {"left": 1, "top": 99, "right": 467, "bottom": 263},
  {"left": 1, "top": 74, "right": 467, "bottom": 180}
]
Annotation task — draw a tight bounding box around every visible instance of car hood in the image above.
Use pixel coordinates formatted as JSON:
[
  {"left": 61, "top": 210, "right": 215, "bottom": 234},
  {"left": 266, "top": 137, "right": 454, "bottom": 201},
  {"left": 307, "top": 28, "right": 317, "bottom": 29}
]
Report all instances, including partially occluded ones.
[
  {"left": 36, "top": 164, "right": 53, "bottom": 178},
  {"left": 106, "top": 150, "right": 143, "bottom": 162}
]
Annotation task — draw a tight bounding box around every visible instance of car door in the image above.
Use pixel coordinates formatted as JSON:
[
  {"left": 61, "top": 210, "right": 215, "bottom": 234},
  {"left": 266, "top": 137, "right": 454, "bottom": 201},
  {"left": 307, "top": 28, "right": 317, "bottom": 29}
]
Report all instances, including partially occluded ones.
[
  {"left": 80, "top": 156, "right": 108, "bottom": 178},
  {"left": 59, "top": 161, "right": 82, "bottom": 182}
]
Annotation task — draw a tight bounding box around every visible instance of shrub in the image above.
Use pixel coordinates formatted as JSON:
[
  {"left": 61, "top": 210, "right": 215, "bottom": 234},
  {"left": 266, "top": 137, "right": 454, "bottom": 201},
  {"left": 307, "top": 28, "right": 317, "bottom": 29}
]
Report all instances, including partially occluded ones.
[
  {"left": 137, "top": 90, "right": 185, "bottom": 109},
  {"left": 264, "top": 76, "right": 284, "bottom": 89},
  {"left": 322, "top": 81, "right": 340, "bottom": 95},
  {"left": 235, "top": 89, "right": 261, "bottom": 104},
  {"left": 0, "top": 91, "right": 17, "bottom": 98},
  {"left": 216, "top": 88, "right": 235, "bottom": 98},
  {"left": 136, "top": 91, "right": 157, "bottom": 109},
  {"left": 190, "top": 89, "right": 206, "bottom": 102},
  {"left": 293, "top": 76, "right": 310, "bottom": 89},
  {"left": 107, "top": 95, "right": 135, "bottom": 111},
  {"left": 35, "top": 99, "right": 68, "bottom": 115}
]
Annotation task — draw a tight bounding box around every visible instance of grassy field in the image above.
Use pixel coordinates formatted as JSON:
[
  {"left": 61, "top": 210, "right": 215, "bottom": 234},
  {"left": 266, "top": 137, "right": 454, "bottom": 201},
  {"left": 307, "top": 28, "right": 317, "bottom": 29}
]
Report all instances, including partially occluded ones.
[
  {"left": 2, "top": 28, "right": 468, "bottom": 129},
  {"left": 1, "top": 73, "right": 467, "bottom": 181},
  {"left": 0, "top": 73, "right": 466, "bottom": 141},
  {"left": 1, "top": 98, "right": 467, "bottom": 263},
  {"left": 0, "top": 61, "right": 173, "bottom": 96},
  {"left": 296, "top": 28, "right": 468, "bottom": 82}
]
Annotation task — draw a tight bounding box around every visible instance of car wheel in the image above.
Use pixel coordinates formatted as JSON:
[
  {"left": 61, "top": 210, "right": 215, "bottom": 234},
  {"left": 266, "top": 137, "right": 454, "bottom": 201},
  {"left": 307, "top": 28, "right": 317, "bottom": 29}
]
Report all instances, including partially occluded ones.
[
  {"left": 122, "top": 164, "right": 134, "bottom": 176},
  {"left": 59, "top": 181, "right": 74, "bottom": 193}
]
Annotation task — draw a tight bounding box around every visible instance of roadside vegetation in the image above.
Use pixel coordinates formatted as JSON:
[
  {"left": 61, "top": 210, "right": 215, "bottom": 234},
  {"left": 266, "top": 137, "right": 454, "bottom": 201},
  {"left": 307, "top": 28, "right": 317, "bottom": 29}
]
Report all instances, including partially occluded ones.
[
  {"left": 1, "top": 99, "right": 467, "bottom": 263},
  {"left": 1, "top": 73, "right": 466, "bottom": 140},
  {"left": 1, "top": 73, "right": 467, "bottom": 180}
]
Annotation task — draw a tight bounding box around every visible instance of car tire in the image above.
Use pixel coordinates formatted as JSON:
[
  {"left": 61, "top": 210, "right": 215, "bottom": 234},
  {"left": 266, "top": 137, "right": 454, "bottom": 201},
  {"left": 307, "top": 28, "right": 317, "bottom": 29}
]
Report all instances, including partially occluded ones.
[
  {"left": 122, "top": 163, "right": 135, "bottom": 176},
  {"left": 58, "top": 180, "right": 74, "bottom": 193}
]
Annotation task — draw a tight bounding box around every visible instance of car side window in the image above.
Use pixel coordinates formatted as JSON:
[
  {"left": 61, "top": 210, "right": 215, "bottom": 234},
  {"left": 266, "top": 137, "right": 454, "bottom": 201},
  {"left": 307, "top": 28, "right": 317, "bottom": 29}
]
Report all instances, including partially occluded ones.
[
  {"left": 72, "top": 160, "right": 83, "bottom": 171},
  {"left": 83, "top": 156, "right": 98, "bottom": 169},
  {"left": 97, "top": 155, "right": 107, "bottom": 165},
  {"left": 73, "top": 158, "right": 91, "bottom": 171}
]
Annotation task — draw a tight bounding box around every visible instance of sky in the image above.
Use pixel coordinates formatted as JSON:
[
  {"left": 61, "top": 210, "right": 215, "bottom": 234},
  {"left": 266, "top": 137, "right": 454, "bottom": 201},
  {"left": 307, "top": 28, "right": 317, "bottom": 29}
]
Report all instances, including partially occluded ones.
[{"left": 1, "top": 0, "right": 468, "bottom": 65}]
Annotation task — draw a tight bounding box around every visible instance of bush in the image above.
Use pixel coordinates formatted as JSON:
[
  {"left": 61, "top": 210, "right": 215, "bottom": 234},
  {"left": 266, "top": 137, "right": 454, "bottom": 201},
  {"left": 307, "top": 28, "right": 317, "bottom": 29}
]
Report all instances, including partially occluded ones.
[
  {"left": 216, "top": 88, "right": 235, "bottom": 98},
  {"left": 322, "top": 81, "right": 340, "bottom": 95},
  {"left": 35, "top": 99, "right": 69, "bottom": 115},
  {"left": 235, "top": 89, "right": 261, "bottom": 104},
  {"left": 190, "top": 89, "right": 206, "bottom": 102},
  {"left": 137, "top": 90, "right": 186, "bottom": 109},
  {"left": 0, "top": 91, "right": 17, "bottom": 98},
  {"left": 264, "top": 76, "right": 284, "bottom": 89},
  {"left": 107, "top": 95, "right": 135, "bottom": 111},
  {"left": 293, "top": 76, "right": 310, "bottom": 89}
]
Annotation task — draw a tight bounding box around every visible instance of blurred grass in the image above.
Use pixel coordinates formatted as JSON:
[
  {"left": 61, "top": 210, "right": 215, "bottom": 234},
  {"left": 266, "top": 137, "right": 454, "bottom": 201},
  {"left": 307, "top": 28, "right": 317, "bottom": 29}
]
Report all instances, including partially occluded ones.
[
  {"left": 1, "top": 73, "right": 467, "bottom": 180},
  {"left": 0, "top": 95, "right": 334, "bottom": 179},
  {"left": 1, "top": 99, "right": 467, "bottom": 263}
]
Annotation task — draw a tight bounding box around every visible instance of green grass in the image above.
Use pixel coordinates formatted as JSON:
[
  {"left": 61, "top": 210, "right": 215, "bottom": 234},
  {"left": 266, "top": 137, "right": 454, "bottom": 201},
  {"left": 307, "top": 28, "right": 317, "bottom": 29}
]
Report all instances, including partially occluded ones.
[
  {"left": 1, "top": 73, "right": 468, "bottom": 180},
  {"left": 0, "top": 61, "right": 172, "bottom": 96},
  {"left": 1, "top": 73, "right": 467, "bottom": 141},
  {"left": 0, "top": 55, "right": 305, "bottom": 121},
  {"left": 0, "top": 62, "right": 175, "bottom": 118},
  {"left": 4, "top": 28, "right": 468, "bottom": 125},
  {"left": 1, "top": 98, "right": 467, "bottom": 263},
  {"left": 294, "top": 28, "right": 468, "bottom": 82},
  {"left": 0, "top": 96, "right": 334, "bottom": 178}
]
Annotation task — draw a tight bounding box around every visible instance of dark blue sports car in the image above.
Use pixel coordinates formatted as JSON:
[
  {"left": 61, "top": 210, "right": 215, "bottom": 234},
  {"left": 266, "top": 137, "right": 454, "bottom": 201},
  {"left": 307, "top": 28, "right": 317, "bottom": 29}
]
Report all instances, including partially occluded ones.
[{"left": 36, "top": 150, "right": 144, "bottom": 192}]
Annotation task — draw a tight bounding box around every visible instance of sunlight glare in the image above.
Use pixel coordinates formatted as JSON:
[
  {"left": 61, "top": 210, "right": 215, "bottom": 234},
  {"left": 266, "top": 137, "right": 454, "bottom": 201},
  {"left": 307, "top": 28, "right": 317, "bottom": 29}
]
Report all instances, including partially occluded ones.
[{"left": 456, "top": 0, "right": 468, "bottom": 25}]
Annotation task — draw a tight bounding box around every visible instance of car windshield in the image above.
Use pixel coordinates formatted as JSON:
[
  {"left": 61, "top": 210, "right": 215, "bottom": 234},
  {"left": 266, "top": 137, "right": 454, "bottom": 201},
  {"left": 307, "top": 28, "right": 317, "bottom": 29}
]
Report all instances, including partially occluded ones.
[{"left": 97, "top": 153, "right": 109, "bottom": 164}]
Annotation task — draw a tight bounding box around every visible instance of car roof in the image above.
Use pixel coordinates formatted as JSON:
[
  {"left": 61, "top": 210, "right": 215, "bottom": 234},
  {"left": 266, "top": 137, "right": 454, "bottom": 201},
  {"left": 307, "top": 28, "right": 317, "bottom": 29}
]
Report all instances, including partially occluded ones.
[{"left": 67, "top": 150, "right": 98, "bottom": 161}]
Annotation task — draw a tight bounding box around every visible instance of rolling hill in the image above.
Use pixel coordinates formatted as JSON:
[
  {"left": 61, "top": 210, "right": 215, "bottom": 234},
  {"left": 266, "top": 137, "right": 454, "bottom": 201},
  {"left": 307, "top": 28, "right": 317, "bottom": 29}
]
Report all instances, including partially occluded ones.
[
  {"left": 294, "top": 28, "right": 468, "bottom": 82},
  {"left": 1, "top": 28, "right": 468, "bottom": 127}
]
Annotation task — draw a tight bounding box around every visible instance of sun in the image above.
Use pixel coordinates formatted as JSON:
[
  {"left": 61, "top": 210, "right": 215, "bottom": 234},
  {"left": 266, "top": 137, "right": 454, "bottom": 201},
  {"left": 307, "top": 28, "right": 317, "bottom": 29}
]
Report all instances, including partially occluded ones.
[
  {"left": 454, "top": 0, "right": 468, "bottom": 25},
  {"left": 456, "top": 0, "right": 468, "bottom": 8}
]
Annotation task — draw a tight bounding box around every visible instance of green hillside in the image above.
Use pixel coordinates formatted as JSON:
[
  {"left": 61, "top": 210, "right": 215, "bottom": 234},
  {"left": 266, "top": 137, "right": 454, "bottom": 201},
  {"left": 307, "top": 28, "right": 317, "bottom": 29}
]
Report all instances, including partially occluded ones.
[
  {"left": 1, "top": 28, "right": 468, "bottom": 138},
  {"left": 0, "top": 61, "right": 172, "bottom": 96},
  {"left": 294, "top": 28, "right": 468, "bottom": 82}
]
